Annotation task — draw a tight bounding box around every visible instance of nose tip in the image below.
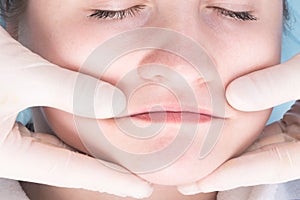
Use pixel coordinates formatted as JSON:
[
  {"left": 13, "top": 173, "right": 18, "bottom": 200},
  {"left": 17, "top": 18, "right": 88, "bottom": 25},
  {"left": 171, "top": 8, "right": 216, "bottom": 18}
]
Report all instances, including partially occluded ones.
[
  {"left": 138, "top": 48, "right": 189, "bottom": 68},
  {"left": 137, "top": 49, "right": 206, "bottom": 85}
]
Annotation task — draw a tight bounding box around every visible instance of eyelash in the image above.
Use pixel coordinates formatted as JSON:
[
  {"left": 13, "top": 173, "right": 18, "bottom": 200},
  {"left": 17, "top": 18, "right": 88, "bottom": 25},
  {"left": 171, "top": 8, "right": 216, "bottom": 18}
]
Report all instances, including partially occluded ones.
[
  {"left": 88, "top": 5, "right": 257, "bottom": 22},
  {"left": 89, "top": 5, "right": 146, "bottom": 20},
  {"left": 210, "top": 7, "right": 258, "bottom": 21}
]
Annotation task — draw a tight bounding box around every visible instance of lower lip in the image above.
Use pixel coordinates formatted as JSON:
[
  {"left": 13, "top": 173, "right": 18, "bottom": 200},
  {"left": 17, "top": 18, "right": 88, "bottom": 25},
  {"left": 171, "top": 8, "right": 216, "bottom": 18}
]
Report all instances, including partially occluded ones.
[{"left": 130, "top": 112, "right": 212, "bottom": 123}]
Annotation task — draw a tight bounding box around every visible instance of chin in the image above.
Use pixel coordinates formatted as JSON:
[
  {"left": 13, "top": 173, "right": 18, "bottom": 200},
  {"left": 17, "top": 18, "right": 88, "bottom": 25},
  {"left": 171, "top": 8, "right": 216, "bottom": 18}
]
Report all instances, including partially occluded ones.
[{"left": 132, "top": 152, "right": 219, "bottom": 186}]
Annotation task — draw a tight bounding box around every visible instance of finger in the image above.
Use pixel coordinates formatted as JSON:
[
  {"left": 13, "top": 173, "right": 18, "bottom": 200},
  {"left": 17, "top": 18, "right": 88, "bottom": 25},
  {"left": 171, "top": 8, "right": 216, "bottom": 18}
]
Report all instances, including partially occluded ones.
[
  {"left": 0, "top": 123, "right": 153, "bottom": 198},
  {"left": 178, "top": 141, "right": 300, "bottom": 195},
  {"left": 226, "top": 54, "right": 300, "bottom": 111},
  {"left": 15, "top": 64, "right": 126, "bottom": 119}
]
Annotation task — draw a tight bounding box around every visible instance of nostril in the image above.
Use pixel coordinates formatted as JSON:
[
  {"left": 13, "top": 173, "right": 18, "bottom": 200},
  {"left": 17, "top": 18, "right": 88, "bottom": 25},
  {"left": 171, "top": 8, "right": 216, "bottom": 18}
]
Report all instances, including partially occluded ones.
[
  {"left": 153, "top": 74, "right": 165, "bottom": 82},
  {"left": 193, "top": 77, "right": 208, "bottom": 87},
  {"left": 137, "top": 64, "right": 170, "bottom": 83}
]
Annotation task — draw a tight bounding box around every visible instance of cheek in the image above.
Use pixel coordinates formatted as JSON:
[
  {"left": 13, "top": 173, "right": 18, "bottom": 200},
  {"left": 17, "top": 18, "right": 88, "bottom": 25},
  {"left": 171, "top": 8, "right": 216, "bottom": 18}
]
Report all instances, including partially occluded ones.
[
  {"left": 204, "top": 20, "right": 282, "bottom": 86},
  {"left": 20, "top": 26, "right": 109, "bottom": 73},
  {"left": 20, "top": 2, "right": 118, "bottom": 73},
  {"left": 220, "top": 109, "right": 272, "bottom": 156}
]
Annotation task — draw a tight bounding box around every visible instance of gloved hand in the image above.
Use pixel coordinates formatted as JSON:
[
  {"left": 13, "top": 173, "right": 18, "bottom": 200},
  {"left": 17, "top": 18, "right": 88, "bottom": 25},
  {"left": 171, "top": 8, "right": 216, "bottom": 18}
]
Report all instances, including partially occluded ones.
[
  {"left": 226, "top": 53, "right": 300, "bottom": 112},
  {"left": 178, "top": 54, "right": 300, "bottom": 194},
  {"left": 178, "top": 101, "right": 300, "bottom": 194},
  {"left": 0, "top": 26, "right": 152, "bottom": 198}
]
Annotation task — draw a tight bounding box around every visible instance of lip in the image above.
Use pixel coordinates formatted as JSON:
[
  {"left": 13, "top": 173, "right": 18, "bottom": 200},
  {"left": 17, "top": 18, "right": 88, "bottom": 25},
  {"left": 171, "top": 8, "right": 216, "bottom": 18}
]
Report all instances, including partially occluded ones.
[
  {"left": 129, "top": 111, "right": 214, "bottom": 123},
  {"left": 116, "top": 104, "right": 226, "bottom": 123}
]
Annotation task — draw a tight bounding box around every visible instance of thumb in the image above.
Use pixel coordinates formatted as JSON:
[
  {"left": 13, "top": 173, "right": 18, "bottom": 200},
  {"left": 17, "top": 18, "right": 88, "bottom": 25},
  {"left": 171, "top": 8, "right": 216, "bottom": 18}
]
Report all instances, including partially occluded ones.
[
  {"left": 0, "top": 123, "right": 152, "bottom": 198},
  {"left": 226, "top": 54, "right": 300, "bottom": 111}
]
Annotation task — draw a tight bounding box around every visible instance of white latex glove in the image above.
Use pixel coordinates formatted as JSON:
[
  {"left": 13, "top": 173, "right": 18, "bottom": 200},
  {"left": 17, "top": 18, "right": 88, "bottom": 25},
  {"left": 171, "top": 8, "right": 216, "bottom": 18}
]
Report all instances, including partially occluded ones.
[
  {"left": 178, "top": 54, "right": 300, "bottom": 195},
  {"left": 226, "top": 53, "right": 300, "bottom": 111},
  {"left": 0, "top": 26, "right": 152, "bottom": 198},
  {"left": 178, "top": 101, "right": 300, "bottom": 194}
]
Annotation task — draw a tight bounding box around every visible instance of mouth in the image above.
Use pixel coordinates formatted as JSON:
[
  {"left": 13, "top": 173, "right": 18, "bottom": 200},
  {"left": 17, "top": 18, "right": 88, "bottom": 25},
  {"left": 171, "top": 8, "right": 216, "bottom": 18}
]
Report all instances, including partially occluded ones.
[
  {"left": 129, "top": 111, "right": 213, "bottom": 123},
  {"left": 117, "top": 107, "right": 225, "bottom": 124}
]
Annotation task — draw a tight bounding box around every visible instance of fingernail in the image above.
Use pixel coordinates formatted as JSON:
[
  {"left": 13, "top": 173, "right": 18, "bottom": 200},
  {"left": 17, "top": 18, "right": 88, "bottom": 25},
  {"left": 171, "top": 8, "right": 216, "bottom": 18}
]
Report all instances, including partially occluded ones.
[{"left": 94, "top": 83, "right": 126, "bottom": 119}]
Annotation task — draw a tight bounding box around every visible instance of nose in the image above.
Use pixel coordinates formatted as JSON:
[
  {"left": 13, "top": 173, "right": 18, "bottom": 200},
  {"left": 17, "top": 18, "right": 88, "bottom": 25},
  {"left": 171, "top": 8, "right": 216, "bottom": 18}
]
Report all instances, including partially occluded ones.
[
  {"left": 137, "top": 2, "right": 214, "bottom": 86},
  {"left": 137, "top": 49, "right": 207, "bottom": 86}
]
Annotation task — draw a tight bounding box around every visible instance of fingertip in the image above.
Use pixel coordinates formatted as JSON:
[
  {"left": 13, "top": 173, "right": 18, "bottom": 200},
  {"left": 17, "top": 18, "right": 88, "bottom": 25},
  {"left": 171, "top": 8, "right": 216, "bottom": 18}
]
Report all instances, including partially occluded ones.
[
  {"left": 94, "top": 83, "right": 127, "bottom": 119},
  {"left": 129, "top": 181, "right": 153, "bottom": 199},
  {"left": 110, "top": 179, "right": 153, "bottom": 199},
  {"left": 177, "top": 183, "right": 201, "bottom": 195},
  {"left": 225, "top": 80, "right": 250, "bottom": 111},
  {"left": 72, "top": 79, "right": 127, "bottom": 119},
  {"left": 226, "top": 77, "right": 269, "bottom": 112}
]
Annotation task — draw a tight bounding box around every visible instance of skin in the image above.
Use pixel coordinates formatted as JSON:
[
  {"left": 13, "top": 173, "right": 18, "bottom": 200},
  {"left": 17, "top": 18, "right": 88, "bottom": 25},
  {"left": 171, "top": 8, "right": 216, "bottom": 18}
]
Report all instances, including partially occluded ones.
[{"left": 14, "top": 0, "right": 283, "bottom": 199}]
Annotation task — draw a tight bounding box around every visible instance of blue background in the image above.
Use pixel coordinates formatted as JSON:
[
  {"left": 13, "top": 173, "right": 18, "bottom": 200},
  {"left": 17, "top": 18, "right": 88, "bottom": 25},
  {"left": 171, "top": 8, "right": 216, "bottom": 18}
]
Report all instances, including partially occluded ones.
[{"left": 268, "top": 0, "right": 300, "bottom": 123}]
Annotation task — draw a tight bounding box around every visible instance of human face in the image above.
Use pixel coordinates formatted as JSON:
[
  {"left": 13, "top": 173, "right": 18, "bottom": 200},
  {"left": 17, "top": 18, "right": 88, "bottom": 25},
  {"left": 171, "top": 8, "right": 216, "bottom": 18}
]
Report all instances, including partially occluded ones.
[{"left": 19, "top": 0, "right": 283, "bottom": 186}]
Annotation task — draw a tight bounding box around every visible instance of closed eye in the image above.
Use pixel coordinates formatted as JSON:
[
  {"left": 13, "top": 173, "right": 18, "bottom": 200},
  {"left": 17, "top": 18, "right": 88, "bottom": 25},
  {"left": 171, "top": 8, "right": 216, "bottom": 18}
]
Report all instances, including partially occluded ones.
[
  {"left": 88, "top": 5, "right": 146, "bottom": 20},
  {"left": 210, "top": 6, "right": 258, "bottom": 21}
]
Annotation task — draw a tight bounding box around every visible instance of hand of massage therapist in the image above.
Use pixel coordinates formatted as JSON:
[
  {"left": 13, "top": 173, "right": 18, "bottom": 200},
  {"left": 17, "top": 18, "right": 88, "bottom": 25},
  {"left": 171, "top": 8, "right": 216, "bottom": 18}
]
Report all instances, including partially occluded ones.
[
  {"left": 178, "top": 53, "right": 300, "bottom": 194},
  {"left": 0, "top": 26, "right": 152, "bottom": 199}
]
